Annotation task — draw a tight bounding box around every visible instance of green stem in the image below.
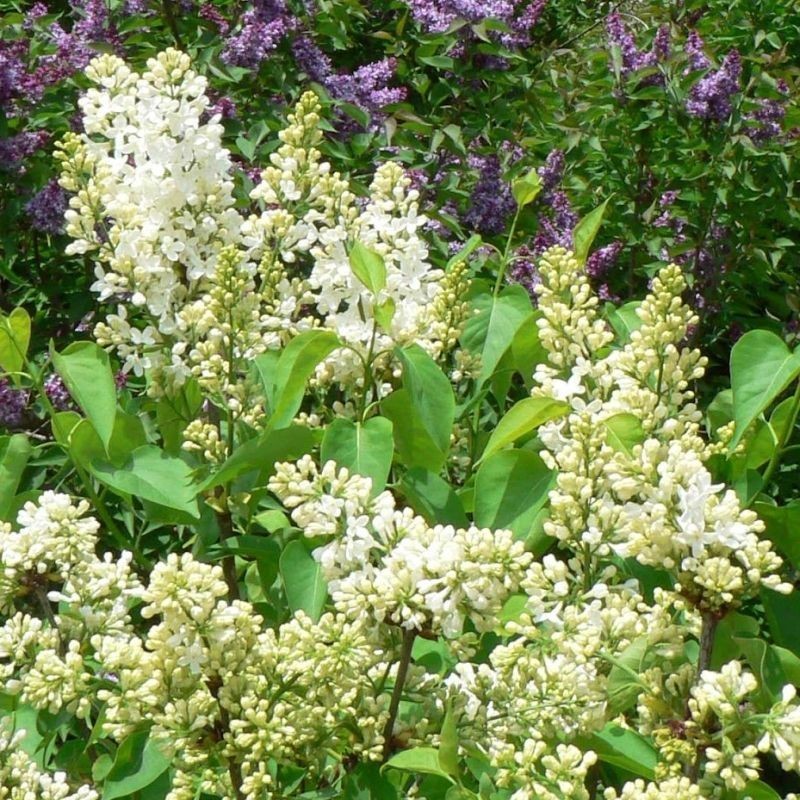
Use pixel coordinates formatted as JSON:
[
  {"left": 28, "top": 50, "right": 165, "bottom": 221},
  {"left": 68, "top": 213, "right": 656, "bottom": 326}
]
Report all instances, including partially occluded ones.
[
  {"left": 759, "top": 378, "right": 800, "bottom": 495},
  {"left": 161, "top": 0, "right": 184, "bottom": 48},
  {"left": 381, "top": 628, "right": 417, "bottom": 761},
  {"left": 493, "top": 205, "right": 523, "bottom": 297}
]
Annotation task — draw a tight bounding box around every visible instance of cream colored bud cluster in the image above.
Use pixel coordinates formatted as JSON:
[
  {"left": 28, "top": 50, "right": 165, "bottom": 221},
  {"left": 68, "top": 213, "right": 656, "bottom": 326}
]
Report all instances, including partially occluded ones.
[
  {"left": 422, "top": 259, "right": 472, "bottom": 359},
  {"left": 445, "top": 582, "right": 688, "bottom": 797},
  {"left": 1, "top": 511, "right": 397, "bottom": 799},
  {"left": 534, "top": 247, "right": 614, "bottom": 369},
  {"left": 0, "top": 493, "right": 141, "bottom": 722},
  {"left": 270, "top": 457, "right": 531, "bottom": 638},
  {"left": 60, "top": 51, "right": 461, "bottom": 415},
  {"left": 182, "top": 419, "right": 227, "bottom": 464},
  {"left": 0, "top": 726, "right": 98, "bottom": 800},
  {"left": 604, "top": 777, "right": 708, "bottom": 800},
  {"left": 531, "top": 247, "right": 790, "bottom": 609}
]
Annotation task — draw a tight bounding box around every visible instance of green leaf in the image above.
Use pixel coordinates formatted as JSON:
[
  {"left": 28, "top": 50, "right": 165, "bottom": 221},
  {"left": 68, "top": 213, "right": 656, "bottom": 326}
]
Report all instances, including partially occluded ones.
[
  {"left": 762, "top": 589, "right": 800, "bottom": 657},
  {"left": 736, "top": 781, "right": 782, "bottom": 800},
  {"left": 729, "top": 330, "right": 800, "bottom": 450},
  {"left": 573, "top": 198, "right": 610, "bottom": 265},
  {"left": 200, "top": 425, "right": 315, "bottom": 492},
  {"left": 396, "top": 344, "right": 455, "bottom": 457},
  {"left": 374, "top": 297, "right": 397, "bottom": 333},
  {"left": 348, "top": 240, "right": 387, "bottom": 295},
  {"left": 753, "top": 500, "right": 800, "bottom": 568},
  {"left": 383, "top": 747, "right": 455, "bottom": 783},
  {"left": 605, "top": 637, "right": 649, "bottom": 715},
  {"left": 461, "top": 286, "right": 534, "bottom": 387},
  {"left": 102, "top": 731, "right": 170, "bottom": 800},
  {"left": 399, "top": 468, "right": 468, "bottom": 527},
  {"left": 382, "top": 389, "right": 446, "bottom": 471},
  {"left": 512, "top": 168, "right": 542, "bottom": 208},
  {"left": 438, "top": 702, "right": 459, "bottom": 778},
  {"left": 52, "top": 341, "right": 117, "bottom": 451},
  {"left": 474, "top": 450, "right": 554, "bottom": 534},
  {"left": 269, "top": 330, "right": 341, "bottom": 429},
  {"left": 92, "top": 445, "right": 200, "bottom": 518},
  {"left": 606, "top": 301, "right": 642, "bottom": 344},
  {"left": 279, "top": 540, "right": 327, "bottom": 621},
  {"left": 0, "top": 307, "right": 31, "bottom": 376},
  {"left": 0, "top": 434, "right": 31, "bottom": 521},
  {"left": 446, "top": 234, "right": 482, "bottom": 269},
  {"left": 321, "top": 417, "right": 394, "bottom": 494},
  {"left": 603, "top": 413, "right": 645, "bottom": 455},
  {"left": 480, "top": 397, "right": 568, "bottom": 462},
  {"left": 589, "top": 724, "right": 657, "bottom": 779}
]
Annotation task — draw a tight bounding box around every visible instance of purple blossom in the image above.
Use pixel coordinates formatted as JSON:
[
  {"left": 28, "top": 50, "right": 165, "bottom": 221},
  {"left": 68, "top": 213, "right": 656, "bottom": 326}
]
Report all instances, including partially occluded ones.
[
  {"left": 405, "top": 0, "right": 547, "bottom": 48},
  {"left": 606, "top": 12, "right": 659, "bottom": 75},
  {"left": 0, "top": 40, "right": 28, "bottom": 108},
  {"left": 293, "top": 36, "right": 406, "bottom": 128},
  {"left": 464, "top": 154, "right": 515, "bottom": 235},
  {"left": 199, "top": 3, "right": 230, "bottom": 33},
  {"left": 44, "top": 374, "right": 72, "bottom": 411},
  {"left": 659, "top": 190, "right": 679, "bottom": 207},
  {"left": 684, "top": 31, "right": 711, "bottom": 72},
  {"left": 585, "top": 241, "right": 623, "bottom": 279},
  {"left": 508, "top": 244, "right": 541, "bottom": 297},
  {"left": 221, "top": 0, "right": 297, "bottom": 69},
  {"left": 0, "top": 131, "right": 50, "bottom": 171},
  {"left": 686, "top": 50, "right": 741, "bottom": 121},
  {"left": 537, "top": 149, "right": 564, "bottom": 196},
  {"left": 115, "top": 370, "right": 129, "bottom": 390},
  {"left": 745, "top": 96, "right": 787, "bottom": 144},
  {"left": 207, "top": 96, "right": 237, "bottom": 120},
  {"left": 25, "top": 179, "right": 68, "bottom": 234},
  {"left": 0, "top": 379, "right": 29, "bottom": 429}
]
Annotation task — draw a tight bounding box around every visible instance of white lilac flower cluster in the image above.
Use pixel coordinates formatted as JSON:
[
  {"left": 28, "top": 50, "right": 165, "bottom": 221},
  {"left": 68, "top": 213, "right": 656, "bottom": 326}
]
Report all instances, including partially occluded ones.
[
  {"left": 531, "top": 246, "right": 791, "bottom": 610},
  {"left": 0, "top": 726, "right": 98, "bottom": 800},
  {"left": 0, "top": 492, "right": 400, "bottom": 800},
  {"left": 439, "top": 248, "right": 798, "bottom": 799},
  {"left": 57, "top": 49, "right": 463, "bottom": 409},
  {"left": 268, "top": 455, "right": 530, "bottom": 637}
]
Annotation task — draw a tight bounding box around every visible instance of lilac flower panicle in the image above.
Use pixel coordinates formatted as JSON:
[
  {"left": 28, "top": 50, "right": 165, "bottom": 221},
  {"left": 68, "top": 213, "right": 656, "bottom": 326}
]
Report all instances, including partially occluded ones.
[
  {"left": 293, "top": 36, "right": 406, "bottom": 128},
  {"left": 686, "top": 49, "right": 742, "bottom": 122},
  {"left": 0, "top": 131, "right": 50, "bottom": 171},
  {"left": 44, "top": 374, "right": 72, "bottom": 411},
  {"left": 684, "top": 30, "right": 711, "bottom": 72},
  {"left": 585, "top": 241, "right": 623, "bottom": 279},
  {"left": 508, "top": 244, "right": 541, "bottom": 297},
  {"left": 606, "top": 12, "right": 659, "bottom": 75},
  {"left": 537, "top": 149, "right": 564, "bottom": 195},
  {"left": 26, "top": 179, "right": 68, "bottom": 234},
  {"left": 745, "top": 96, "right": 787, "bottom": 144},
  {"left": 405, "top": 0, "right": 547, "bottom": 48},
  {"left": 200, "top": 3, "right": 230, "bottom": 34},
  {"left": 464, "top": 154, "right": 515, "bottom": 235},
  {"left": 0, "top": 379, "right": 29, "bottom": 429},
  {"left": 221, "top": 0, "right": 297, "bottom": 69}
]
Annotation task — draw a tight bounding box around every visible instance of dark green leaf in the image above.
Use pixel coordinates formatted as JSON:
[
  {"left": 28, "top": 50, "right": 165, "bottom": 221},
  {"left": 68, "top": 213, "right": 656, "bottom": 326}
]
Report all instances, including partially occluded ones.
[
  {"left": 321, "top": 417, "right": 394, "bottom": 494},
  {"left": 52, "top": 341, "right": 117, "bottom": 451}
]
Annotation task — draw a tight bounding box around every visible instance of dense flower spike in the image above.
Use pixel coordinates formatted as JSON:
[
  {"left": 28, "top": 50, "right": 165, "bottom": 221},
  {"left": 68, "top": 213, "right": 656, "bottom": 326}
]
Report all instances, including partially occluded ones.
[
  {"left": 269, "top": 456, "right": 530, "bottom": 637},
  {"left": 59, "top": 52, "right": 459, "bottom": 410}
]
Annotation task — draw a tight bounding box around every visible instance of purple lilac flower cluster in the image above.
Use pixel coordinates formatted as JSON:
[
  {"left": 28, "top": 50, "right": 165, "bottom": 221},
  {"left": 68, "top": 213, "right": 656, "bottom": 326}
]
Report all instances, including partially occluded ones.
[
  {"left": 463, "top": 153, "right": 516, "bottom": 235},
  {"left": 221, "top": 0, "right": 297, "bottom": 69},
  {"left": 292, "top": 36, "right": 406, "bottom": 128},
  {"left": 44, "top": 373, "right": 72, "bottom": 411},
  {"left": 744, "top": 80, "right": 790, "bottom": 144},
  {"left": 0, "top": 379, "right": 29, "bottom": 429},
  {"left": 405, "top": 0, "right": 548, "bottom": 48},
  {"left": 605, "top": 13, "right": 669, "bottom": 79},
  {"left": 530, "top": 149, "right": 577, "bottom": 255},
  {"left": 4, "top": 0, "right": 118, "bottom": 112},
  {"left": 686, "top": 49, "right": 742, "bottom": 122},
  {"left": 25, "top": 179, "right": 68, "bottom": 234}
]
